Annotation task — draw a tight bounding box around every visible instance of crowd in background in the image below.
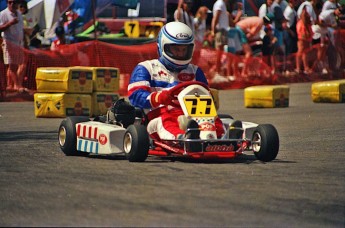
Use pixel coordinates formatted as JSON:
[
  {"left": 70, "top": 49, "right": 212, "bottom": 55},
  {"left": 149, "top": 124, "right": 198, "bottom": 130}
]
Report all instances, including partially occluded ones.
[
  {"left": 0, "top": 0, "right": 344, "bottom": 98},
  {"left": 172, "top": 0, "right": 345, "bottom": 77}
]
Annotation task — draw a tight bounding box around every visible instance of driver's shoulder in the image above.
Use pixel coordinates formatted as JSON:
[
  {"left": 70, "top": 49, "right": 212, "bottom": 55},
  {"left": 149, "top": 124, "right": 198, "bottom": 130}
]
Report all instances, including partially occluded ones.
[
  {"left": 185, "top": 63, "right": 199, "bottom": 72},
  {"left": 138, "top": 59, "right": 162, "bottom": 70}
]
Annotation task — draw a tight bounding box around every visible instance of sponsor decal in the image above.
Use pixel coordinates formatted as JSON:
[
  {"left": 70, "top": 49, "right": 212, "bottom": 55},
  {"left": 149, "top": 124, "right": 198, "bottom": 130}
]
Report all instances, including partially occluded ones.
[
  {"left": 55, "top": 101, "right": 61, "bottom": 110},
  {"left": 104, "top": 69, "right": 111, "bottom": 83},
  {"left": 176, "top": 33, "right": 190, "bottom": 39},
  {"left": 275, "top": 94, "right": 288, "bottom": 107},
  {"left": 206, "top": 133, "right": 215, "bottom": 139},
  {"left": 36, "top": 101, "right": 41, "bottom": 109},
  {"left": 158, "top": 70, "right": 167, "bottom": 77},
  {"left": 104, "top": 95, "right": 113, "bottom": 108},
  {"left": 205, "top": 144, "right": 234, "bottom": 152},
  {"left": 178, "top": 73, "right": 195, "bottom": 81},
  {"left": 79, "top": 71, "right": 86, "bottom": 85},
  {"left": 199, "top": 122, "right": 216, "bottom": 131},
  {"left": 99, "top": 134, "right": 108, "bottom": 145},
  {"left": 74, "top": 102, "right": 83, "bottom": 116}
]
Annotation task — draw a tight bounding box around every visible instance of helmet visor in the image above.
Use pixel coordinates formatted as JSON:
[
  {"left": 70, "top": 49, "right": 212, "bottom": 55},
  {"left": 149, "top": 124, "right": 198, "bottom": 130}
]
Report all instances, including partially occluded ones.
[{"left": 164, "top": 43, "right": 194, "bottom": 61}]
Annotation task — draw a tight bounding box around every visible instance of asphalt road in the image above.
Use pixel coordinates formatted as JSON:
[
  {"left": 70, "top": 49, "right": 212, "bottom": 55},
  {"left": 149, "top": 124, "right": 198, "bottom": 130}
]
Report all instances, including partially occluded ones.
[{"left": 0, "top": 82, "right": 344, "bottom": 227}]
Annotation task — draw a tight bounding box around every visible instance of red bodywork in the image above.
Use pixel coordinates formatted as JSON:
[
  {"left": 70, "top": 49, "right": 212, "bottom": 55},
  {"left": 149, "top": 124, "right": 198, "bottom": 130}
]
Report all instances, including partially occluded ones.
[{"left": 148, "top": 140, "right": 250, "bottom": 160}]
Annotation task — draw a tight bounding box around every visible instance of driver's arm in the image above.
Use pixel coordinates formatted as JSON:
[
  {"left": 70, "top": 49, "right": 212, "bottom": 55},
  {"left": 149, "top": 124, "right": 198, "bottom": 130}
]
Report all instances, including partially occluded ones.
[
  {"left": 128, "top": 65, "right": 154, "bottom": 109},
  {"left": 195, "top": 67, "right": 209, "bottom": 86}
]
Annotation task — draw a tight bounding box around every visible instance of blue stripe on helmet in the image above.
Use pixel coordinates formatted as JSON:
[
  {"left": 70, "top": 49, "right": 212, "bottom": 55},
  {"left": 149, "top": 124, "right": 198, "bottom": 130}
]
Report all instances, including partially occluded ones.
[{"left": 162, "top": 26, "right": 193, "bottom": 44}]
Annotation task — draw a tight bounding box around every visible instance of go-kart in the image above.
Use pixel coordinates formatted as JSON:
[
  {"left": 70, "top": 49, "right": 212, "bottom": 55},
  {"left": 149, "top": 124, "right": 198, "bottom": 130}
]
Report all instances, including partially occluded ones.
[{"left": 58, "top": 81, "right": 279, "bottom": 162}]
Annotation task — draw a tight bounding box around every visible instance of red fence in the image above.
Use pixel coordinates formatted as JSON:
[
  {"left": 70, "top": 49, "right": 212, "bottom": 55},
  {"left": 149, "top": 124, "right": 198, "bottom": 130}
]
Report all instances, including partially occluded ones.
[{"left": 1, "top": 29, "right": 344, "bottom": 99}]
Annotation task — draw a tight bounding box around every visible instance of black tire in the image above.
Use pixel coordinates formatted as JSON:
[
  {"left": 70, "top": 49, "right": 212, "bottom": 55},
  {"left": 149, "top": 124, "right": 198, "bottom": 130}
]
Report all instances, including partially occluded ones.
[
  {"left": 123, "top": 125, "right": 149, "bottom": 162},
  {"left": 252, "top": 124, "right": 279, "bottom": 162},
  {"left": 58, "top": 116, "right": 90, "bottom": 156}
]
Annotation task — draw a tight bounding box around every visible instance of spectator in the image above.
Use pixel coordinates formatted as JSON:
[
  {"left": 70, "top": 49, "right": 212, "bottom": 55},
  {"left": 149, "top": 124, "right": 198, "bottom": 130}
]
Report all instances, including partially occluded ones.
[
  {"left": 314, "top": 7, "right": 342, "bottom": 74},
  {"left": 199, "top": 30, "right": 216, "bottom": 78},
  {"left": 51, "top": 26, "right": 66, "bottom": 51},
  {"left": 297, "top": 0, "right": 317, "bottom": 23},
  {"left": 17, "top": 0, "right": 31, "bottom": 92},
  {"left": 228, "top": 0, "right": 243, "bottom": 24},
  {"left": 174, "top": 0, "right": 195, "bottom": 32},
  {"left": 194, "top": 6, "right": 210, "bottom": 48},
  {"left": 262, "top": 24, "right": 278, "bottom": 68},
  {"left": 193, "top": 5, "right": 210, "bottom": 63},
  {"left": 279, "top": 0, "right": 289, "bottom": 13},
  {"left": 211, "top": 0, "right": 229, "bottom": 77},
  {"left": 283, "top": 0, "right": 298, "bottom": 56},
  {"left": 0, "top": 0, "right": 25, "bottom": 93},
  {"left": 236, "top": 15, "right": 271, "bottom": 65},
  {"left": 296, "top": 6, "right": 313, "bottom": 74},
  {"left": 234, "top": 16, "right": 272, "bottom": 75},
  {"left": 319, "top": 7, "right": 342, "bottom": 33},
  {"left": 258, "top": 0, "right": 274, "bottom": 39},
  {"left": 270, "top": 0, "right": 286, "bottom": 56},
  {"left": 18, "top": 0, "right": 30, "bottom": 48},
  {"left": 322, "top": 0, "right": 339, "bottom": 12},
  {"left": 235, "top": 16, "right": 268, "bottom": 58},
  {"left": 202, "top": 30, "right": 215, "bottom": 48},
  {"left": 259, "top": 0, "right": 271, "bottom": 18},
  {"left": 297, "top": 0, "right": 320, "bottom": 44}
]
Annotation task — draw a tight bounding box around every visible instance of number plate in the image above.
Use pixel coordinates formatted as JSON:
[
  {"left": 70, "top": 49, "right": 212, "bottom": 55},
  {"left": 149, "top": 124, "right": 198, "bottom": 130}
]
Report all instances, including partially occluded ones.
[
  {"left": 183, "top": 95, "right": 217, "bottom": 117},
  {"left": 124, "top": 20, "right": 139, "bottom": 38}
]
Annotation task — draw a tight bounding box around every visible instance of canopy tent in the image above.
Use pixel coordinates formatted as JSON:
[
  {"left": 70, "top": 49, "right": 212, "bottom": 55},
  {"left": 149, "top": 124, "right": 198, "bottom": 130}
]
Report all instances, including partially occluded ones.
[
  {"left": 25, "top": 0, "right": 140, "bottom": 39},
  {"left": 26, "top": 0, "right": 74, "bottom": 39}
]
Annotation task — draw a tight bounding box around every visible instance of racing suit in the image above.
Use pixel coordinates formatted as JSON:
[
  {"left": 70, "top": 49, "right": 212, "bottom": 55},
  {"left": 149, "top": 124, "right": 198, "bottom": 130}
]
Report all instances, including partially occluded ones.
[{"left": 128, "top": 59, "right": 224, "bottom": 140}]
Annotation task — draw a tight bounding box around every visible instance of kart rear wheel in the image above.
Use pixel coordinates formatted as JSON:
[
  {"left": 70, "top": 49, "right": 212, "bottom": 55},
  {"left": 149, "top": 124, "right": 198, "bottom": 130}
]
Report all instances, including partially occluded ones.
[
  {"left": 123, "top": 125, "right": 149, "bottom": 162},
  {"left": 252, "top": 124, "right": 279, "bottom": 162},
  {"left": 58, "top": 116, "right": 90, "bottom": 156}
]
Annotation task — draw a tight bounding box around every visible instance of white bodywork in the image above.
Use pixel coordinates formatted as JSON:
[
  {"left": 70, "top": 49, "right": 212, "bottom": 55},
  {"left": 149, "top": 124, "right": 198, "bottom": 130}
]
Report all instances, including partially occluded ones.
[
  {"left": 177, "top": 85, "right": 218, "bottom": 140},
  {"left": 177, "top": 84, "right": 258, "bottom": 140},
  {"left": 76, "top": 121, "right": 126, "bottom": 155},
  {"left": 74, "top": 85, "right": 259, "bottom": 155}
]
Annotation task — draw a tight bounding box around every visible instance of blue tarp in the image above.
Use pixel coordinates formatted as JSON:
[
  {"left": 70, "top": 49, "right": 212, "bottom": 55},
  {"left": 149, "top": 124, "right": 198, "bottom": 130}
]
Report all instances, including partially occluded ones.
[{"left": 71, "top": 0, "right": 139, "bottom": 26}]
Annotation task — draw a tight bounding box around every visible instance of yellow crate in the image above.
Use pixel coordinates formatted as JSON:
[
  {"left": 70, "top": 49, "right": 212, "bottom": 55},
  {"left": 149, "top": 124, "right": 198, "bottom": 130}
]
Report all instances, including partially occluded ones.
[
  {"left": 92, "top": 92, "right": 120, "bottom": 116},
  {"left": 244, "top": 85, "right": 290, "bottom": 108},
  {"left": 36, "top": 67, "right": 93, "bottom": 93},
  {"left": 311, "top": 79, "right": 345, "bottom": 103},
  {"left": 34, "top": 93, "right": 92, "bottom": 118},
  {"left": 91, "top": 67, "right": 120, "bottom": 92}
]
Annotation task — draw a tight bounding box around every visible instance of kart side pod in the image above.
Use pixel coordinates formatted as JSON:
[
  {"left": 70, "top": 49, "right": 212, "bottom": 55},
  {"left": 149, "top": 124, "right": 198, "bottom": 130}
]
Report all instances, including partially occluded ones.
[{"left": 76, "top": 121, "right": 126, "bottom": 155}]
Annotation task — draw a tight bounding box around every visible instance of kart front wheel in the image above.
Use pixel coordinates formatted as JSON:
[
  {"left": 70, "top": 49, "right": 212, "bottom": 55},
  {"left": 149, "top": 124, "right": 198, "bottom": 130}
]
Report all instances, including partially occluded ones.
[
  {"left": 58, "top": 116, "right": 90, "bottom": 156},
  {"left": 123, "top": 125, "right": 149, "bottom": 162},
  {"left": 252, "top": 124, "right": 279, "bottom": 162}
]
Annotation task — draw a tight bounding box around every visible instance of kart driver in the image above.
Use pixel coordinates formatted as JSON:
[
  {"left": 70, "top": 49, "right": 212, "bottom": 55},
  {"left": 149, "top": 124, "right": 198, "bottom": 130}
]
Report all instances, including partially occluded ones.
[{"left": 128, "top": 21, "right": 225, "bottom": 141}]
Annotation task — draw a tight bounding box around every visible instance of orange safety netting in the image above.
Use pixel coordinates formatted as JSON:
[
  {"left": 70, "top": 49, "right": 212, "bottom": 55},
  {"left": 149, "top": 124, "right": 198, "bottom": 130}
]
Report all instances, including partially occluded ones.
[{"left": 0, "top": 29, "right": 344, "bottom": 97}]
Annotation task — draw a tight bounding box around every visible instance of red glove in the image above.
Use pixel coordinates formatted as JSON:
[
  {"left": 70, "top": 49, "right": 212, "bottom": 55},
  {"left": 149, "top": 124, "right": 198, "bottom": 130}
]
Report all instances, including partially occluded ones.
[{"left": 150, "top": 90, "right": 172, "bottom": 108}]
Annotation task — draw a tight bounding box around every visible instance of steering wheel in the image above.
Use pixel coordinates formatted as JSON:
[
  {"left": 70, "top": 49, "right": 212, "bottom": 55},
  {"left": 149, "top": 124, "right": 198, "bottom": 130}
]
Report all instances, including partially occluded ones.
[{"left": 167, "top": 81, "right": 209, "bottom": 107}]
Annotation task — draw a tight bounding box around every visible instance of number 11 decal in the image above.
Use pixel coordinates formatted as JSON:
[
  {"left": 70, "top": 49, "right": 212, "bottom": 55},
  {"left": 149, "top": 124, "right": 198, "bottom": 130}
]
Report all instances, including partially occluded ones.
[{"left": 185, "top": 97, "right": 213, "bottom": 115}]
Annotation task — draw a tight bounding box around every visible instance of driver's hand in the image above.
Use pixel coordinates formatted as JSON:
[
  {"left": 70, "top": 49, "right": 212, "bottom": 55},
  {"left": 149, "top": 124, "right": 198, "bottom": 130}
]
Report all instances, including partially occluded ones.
[{"left": 150, "top": 90, "right": 173, "bottom": 108}]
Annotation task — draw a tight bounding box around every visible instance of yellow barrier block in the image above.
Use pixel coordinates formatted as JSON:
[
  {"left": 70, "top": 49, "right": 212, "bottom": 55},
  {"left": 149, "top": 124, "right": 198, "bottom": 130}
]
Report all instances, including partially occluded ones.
[
  {"left": 92, "top": 92, "right": 120, "bottom": 116},
  {"left": 36, "top": 67, "right": 93, "bottom": 93},
  {"left": 34, "top": 93, "right": 92, "bottom": 118},
  {"left": 244, "top": 85, "right": 290, "bottom": 108},
  {"left": 311, "top": 79, "right": 345, "bottom": 103},
  {"left": 92, "top": 67, "right": 120, "bottom": 92}
]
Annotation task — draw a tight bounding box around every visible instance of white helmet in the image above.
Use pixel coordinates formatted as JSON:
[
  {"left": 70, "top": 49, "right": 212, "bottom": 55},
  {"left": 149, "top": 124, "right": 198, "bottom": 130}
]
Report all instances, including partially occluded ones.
[{"left": 157, "top": 21, "right": 195, "bottom": 71}]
